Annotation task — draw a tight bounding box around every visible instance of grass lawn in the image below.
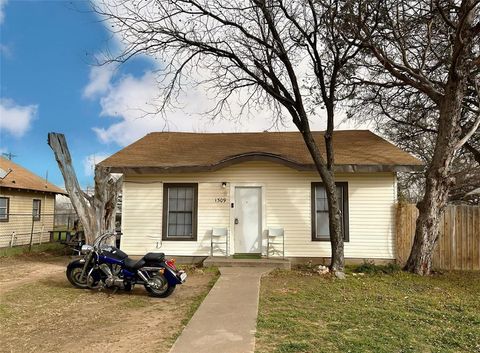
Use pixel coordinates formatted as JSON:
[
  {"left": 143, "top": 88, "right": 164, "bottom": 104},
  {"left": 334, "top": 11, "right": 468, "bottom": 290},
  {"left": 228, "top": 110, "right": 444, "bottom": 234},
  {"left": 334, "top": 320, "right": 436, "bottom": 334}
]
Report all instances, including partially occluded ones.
[
  {"left": 0, "top": 242, "right": 67, "bottom": 257},
  {"left": 256, "top": 267, "right": 480, "bottom": 353}
]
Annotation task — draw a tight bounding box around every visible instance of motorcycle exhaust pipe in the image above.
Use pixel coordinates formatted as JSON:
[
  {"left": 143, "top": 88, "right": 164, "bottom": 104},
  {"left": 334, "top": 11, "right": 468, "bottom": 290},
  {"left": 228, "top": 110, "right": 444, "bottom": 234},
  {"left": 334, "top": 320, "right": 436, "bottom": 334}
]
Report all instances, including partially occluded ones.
[
  {"left": 140, "top": 267, "right": 165, "bottom": 272},
  {"left": 137, "top": 270, "right": 149, "bottom": 283}
]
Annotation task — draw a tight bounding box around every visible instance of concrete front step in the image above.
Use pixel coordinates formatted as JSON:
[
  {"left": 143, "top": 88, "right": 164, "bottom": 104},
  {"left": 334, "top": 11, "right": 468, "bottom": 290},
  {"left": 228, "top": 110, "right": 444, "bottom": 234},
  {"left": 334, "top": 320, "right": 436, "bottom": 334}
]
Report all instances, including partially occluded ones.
[{"left": 203, "top": 256, "right": 291, "bottom": 270}]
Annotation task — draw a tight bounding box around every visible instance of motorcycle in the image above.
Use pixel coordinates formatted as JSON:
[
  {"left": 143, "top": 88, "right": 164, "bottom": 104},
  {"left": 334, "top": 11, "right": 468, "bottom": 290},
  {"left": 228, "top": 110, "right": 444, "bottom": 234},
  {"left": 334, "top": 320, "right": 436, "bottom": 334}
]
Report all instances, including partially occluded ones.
[{"left": 66, "top": 232, "right": 187, "bottom": 298}]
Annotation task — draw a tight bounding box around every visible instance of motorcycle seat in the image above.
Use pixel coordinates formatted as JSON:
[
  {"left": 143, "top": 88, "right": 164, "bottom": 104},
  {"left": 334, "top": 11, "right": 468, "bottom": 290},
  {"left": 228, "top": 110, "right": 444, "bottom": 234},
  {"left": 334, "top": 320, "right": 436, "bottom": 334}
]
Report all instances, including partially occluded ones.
[
  {"left": 143, "top": 252, "right": 165, "bottom": 262},
  {"left": 123, "top": 257, "right": 146, "bottom": 270}
]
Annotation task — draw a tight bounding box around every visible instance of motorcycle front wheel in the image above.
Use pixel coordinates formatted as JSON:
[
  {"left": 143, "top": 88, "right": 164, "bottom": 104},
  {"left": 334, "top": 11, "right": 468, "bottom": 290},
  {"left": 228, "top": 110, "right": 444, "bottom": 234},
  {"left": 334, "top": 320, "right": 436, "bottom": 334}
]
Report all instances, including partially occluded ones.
[
  {"left": 66, "top": 263, "right": 90, "bottom": 289},
  {"left": 144, "top": 274, "right": 176, "bottom": 298}
]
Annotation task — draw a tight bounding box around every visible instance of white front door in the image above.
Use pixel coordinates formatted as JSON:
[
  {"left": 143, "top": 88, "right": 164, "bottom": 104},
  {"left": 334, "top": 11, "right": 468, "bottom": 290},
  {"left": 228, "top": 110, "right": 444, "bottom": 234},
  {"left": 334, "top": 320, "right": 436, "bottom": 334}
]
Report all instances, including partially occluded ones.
[{"left": 234, "top": 187, "right": 262, "bottom": 254}]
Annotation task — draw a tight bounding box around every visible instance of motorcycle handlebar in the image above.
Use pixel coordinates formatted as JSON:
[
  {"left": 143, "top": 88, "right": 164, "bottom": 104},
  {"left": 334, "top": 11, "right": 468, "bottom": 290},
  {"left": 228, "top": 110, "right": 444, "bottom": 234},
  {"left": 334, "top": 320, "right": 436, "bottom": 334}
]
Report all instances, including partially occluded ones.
[{"left": 93, "top": 232, "right": 117, "bottom": 248}]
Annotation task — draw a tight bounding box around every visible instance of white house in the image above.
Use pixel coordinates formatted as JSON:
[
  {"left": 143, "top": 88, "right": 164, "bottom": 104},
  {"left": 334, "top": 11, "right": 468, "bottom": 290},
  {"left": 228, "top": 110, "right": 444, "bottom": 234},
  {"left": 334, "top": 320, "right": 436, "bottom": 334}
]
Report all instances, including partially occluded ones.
[{"left": 100, "top": 130, "right": 422, "bottom": 263}]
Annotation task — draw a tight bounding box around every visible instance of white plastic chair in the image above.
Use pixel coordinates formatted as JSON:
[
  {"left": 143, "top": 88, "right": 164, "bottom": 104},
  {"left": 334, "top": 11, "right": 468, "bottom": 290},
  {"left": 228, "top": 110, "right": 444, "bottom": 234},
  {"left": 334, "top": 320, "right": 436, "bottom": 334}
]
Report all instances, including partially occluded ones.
[
  {"left": 267, "top": 227, "right": 285, "bottom": 258},
  {"left": 210, "top": 227, "right": 229, "bottom": 256}
]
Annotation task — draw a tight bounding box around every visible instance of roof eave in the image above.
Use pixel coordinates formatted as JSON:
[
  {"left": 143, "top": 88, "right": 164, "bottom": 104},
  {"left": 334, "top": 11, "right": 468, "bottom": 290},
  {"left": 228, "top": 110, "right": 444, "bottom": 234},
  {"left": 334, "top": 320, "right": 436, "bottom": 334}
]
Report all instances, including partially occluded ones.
[
  {"left": 0, "top": 184, "right": 68, "bottom": 196},
  {"left": 103, "top": 163, "right": 424, "bottom": 174},
  {"left": 102, "top": 151, "right": 424, "bottom": 174}
]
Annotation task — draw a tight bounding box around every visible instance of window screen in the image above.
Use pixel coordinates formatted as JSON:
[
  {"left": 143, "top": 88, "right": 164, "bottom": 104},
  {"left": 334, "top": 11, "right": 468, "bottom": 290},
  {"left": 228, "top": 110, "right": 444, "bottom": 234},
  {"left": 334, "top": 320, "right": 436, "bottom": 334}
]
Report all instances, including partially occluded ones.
[
  {"left": 33, "top": 199, "right": 41, "bottom": 221},
  {"left": 163, "top": 184, "right": 197, "bottom": 240},
  {"left": 0, "top": 197, "right": 9, "bottom": 221},
  {"left": 312, "top": 183, "right": 349, "bottom": 241}
]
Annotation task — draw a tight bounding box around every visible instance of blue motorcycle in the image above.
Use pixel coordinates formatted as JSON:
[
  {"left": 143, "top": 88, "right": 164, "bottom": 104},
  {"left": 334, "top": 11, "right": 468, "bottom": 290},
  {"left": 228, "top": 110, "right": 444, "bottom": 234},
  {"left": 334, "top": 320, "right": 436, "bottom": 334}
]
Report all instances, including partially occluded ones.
[{"left": 66, "top": 232, "right": 186, "bottom": 298}]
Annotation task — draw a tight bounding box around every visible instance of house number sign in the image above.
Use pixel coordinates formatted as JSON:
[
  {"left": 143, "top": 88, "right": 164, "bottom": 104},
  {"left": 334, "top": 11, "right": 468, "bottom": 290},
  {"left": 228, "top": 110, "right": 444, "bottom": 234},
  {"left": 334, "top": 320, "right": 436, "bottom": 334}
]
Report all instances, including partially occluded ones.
[{"left": 215, "top": 197, "right": 227, "bottom": 203}]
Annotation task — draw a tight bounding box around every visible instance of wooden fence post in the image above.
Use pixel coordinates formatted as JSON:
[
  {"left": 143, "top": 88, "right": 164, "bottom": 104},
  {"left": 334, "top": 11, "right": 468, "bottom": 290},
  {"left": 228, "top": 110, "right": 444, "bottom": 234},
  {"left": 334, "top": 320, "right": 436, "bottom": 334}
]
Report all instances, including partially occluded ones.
[{"left": 29, "top": 215, "right": 35, "bottom": 251}]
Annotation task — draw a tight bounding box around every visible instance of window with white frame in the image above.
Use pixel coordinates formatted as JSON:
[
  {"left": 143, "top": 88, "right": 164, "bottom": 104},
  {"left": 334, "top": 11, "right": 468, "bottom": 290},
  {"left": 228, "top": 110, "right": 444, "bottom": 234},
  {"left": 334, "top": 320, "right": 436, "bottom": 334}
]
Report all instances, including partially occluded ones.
[
  {"left": 33, "top": 199, "right": 41, "bottom": 221},
  {"left": 0, "top": 197, "right": 9, "bottom": 222}
]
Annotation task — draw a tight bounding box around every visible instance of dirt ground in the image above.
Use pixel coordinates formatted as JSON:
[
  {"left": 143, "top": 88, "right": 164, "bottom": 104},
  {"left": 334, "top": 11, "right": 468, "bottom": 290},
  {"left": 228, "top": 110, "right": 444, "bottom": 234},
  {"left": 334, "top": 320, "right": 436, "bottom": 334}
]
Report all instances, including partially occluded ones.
[{"left": 0, "top": 254, "right": 218, "bottom": 353}]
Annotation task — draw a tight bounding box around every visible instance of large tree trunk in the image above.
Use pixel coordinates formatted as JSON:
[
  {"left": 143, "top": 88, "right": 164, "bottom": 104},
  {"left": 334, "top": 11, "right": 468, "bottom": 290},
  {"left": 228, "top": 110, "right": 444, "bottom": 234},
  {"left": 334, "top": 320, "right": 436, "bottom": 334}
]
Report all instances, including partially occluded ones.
[
  {"left": 299, "top": 125, "right": 344, "bottom": 272},
  {"left": 48, "top": 133, "right": 122, "bottom": 244},
  {"left": 325, "top": 173, "right": 344, "bottom": 272},
  {"left": 324, "top": 103, "right": 344, "bottom": 273},
  {"left": 404, "top": 102, "right": 460, "bottom": 274},
  {"left": 404, "top": 161, "right": 454, "bottom": 275},
  {"left": 405, "top": 70, "right": 469, "bottom": 275},
  {"left": 403, "top": 0, "right": 477, "bottom": 275}
]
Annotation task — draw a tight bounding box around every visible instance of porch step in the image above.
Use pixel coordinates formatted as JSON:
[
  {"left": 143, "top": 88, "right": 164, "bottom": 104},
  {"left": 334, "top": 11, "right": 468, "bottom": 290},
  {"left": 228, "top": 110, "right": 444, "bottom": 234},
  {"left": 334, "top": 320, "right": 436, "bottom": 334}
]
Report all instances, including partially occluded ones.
[{"left": 203, "top": 256, "right": 291, "bottom": 270}]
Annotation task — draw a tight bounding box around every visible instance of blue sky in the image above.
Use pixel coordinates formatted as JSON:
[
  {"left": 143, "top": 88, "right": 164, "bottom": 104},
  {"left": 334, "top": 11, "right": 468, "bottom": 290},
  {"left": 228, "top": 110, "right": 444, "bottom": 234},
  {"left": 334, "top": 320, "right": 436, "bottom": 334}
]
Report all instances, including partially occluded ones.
[
  {"left": 0, "top": 0, "right": 359, "bottom": 189},
  {"left": 0, "top": 0, "right": 157, "bottom": 187}
]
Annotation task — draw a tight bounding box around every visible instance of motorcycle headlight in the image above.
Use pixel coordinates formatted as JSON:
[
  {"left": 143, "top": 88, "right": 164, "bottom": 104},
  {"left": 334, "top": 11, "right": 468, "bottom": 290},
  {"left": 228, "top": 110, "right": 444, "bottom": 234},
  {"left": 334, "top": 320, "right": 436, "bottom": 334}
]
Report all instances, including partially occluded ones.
[{"left": 81, "top": 244, "right": 93, "bottom": 254}]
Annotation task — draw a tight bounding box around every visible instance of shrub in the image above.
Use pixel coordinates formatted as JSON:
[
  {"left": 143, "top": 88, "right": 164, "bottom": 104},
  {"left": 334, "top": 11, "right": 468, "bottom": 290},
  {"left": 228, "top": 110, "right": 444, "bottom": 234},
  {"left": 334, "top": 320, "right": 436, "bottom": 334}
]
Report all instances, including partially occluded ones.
[{"left": 354, "top": 260, "right": 401, "bottom": 275}]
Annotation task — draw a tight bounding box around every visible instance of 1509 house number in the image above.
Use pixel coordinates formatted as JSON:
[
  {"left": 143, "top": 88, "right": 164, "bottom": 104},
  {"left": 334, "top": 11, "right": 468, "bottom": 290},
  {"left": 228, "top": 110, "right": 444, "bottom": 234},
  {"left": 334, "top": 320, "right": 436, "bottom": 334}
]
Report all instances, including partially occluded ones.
[{"left": 215, "top": 197, "right": 227, "bottom": 203}]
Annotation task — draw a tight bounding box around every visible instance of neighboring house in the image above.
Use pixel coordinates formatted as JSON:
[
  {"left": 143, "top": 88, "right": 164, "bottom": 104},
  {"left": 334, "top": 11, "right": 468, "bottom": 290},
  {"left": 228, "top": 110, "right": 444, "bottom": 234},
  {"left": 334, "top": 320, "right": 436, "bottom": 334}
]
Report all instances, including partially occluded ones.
[
  {"left": 0, "top": 157, "right": 67, "bottom": 247},
  {"left": 100, "top": 130, "right": 423, "bottom": 262}
]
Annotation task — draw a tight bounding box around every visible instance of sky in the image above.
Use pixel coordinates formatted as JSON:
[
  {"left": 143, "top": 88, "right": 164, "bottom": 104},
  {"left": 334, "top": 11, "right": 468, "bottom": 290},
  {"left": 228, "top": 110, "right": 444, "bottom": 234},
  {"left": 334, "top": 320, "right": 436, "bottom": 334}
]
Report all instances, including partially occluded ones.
[{"left": 0, "top": 0, "right": 364, "bottom": 189}]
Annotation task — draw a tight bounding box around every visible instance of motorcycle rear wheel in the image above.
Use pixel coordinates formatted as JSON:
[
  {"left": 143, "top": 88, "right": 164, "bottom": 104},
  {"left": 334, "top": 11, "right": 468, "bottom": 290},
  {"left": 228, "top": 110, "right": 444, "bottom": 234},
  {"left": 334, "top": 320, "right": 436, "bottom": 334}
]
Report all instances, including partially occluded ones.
[
  {"left": 144, "top": 274, "right": 176, "bottom": 298},
  {"left": 66, "top": 263, "right": 90, "bottom": 289}
]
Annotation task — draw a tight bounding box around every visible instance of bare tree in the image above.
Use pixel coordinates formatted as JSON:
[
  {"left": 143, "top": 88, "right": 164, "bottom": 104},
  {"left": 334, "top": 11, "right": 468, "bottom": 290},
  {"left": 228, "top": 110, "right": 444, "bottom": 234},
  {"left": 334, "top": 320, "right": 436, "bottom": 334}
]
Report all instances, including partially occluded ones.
[
  {"left": 353, "top": 0, "right": 480, "bottom": 274},
  {"left": 352, "top": 88, "right": 480, "bottom": 205},
  {"left": 48, "top": 133, "right": 122, "bottom": 244},
  {"left": 93, "top": 0, "right": 371, "bottom": 272}
]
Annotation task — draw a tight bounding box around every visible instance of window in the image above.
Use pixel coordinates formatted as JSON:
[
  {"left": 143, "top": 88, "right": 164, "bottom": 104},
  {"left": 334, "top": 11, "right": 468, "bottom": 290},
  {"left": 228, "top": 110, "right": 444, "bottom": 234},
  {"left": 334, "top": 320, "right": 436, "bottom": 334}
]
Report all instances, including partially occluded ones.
[
  {"left": 0, "top": 197, "right": 9, "bottom": 222},
  {"left": 311, "top": 182, "right": 349, "bottom": 241},
  {"left": 33, "top": 199, "right": 41, "bottom": 221},
  {"left": 162, "top": 184, "right": 198, "bottom": 240}
]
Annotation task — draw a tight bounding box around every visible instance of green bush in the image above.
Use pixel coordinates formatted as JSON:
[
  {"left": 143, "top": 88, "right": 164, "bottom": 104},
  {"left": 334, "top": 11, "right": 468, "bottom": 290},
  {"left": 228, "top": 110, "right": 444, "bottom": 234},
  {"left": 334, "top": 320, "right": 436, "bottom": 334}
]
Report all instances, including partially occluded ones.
[{"left": 353, "top": 260, "right": 401, "bottom": 274}]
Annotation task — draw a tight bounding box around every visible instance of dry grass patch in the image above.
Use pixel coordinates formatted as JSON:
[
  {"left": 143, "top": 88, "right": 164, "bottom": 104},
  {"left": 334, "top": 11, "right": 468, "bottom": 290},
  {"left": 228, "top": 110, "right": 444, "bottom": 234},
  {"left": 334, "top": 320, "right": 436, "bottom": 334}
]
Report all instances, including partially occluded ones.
[{"left": 0, "top": 260, "right": 219, "bottom": 353}]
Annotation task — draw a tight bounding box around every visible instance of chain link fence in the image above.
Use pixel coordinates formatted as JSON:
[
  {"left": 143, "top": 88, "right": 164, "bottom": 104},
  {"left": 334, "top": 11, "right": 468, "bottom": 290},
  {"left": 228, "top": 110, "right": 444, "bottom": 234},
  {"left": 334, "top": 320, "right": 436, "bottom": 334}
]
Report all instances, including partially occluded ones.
[{"left": 0, "top": 212, "right": 79, "bottom": 248}]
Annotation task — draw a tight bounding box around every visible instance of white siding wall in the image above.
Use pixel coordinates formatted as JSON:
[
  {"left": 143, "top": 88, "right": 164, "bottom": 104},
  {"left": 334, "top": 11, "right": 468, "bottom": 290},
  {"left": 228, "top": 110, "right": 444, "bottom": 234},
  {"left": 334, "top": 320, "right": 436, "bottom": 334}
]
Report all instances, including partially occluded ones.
[
  {"left": 0, "top": 190, "right": 56, "bottom": 247},
  {"left": 121, "top": 161, "right": 396, "bottom": 259}
]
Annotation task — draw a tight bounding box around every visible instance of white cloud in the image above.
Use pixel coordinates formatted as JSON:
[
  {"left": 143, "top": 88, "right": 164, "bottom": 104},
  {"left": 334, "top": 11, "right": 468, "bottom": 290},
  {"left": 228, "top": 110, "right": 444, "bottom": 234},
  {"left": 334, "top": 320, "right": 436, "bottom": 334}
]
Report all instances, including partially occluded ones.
[
  {"left": 82, "top": 153, "right": 110, "bottom": 177},
  {"left": 83, "top": 64, "right": 116, "bottom": 99},
  {"left": 92, "top": 71, "right": 170, "bottom": 145},
  {"left": 86, "top": 1, "right": 365, "bottom": 146},
  {"left": 89, "top": 69, "right": 342, "bottom": 146},
  {"left": 0, "top": 0, "right": 7, "bottom": 25},
  {"left": 0, "top": 44, "right": 11, "bottom": 58},
  {"left": 0, "top": 98, "right": 37, "bottom": 137},
  {"left": 86, "top": 2, "right": 328, "bottom": 145},
  {"left": 0, "top": 1, "right": 11, "bottom": 59}
]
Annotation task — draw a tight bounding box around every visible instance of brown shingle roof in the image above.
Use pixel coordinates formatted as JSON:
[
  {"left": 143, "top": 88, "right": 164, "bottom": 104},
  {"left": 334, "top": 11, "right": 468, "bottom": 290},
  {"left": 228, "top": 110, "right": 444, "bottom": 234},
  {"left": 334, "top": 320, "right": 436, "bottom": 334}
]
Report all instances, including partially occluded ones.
[
  {"left": 0, "top": 157, "right": 67, "bottom": 195},
  {"left": 100, "top": 130, "right": 423, "bottom": 173}
]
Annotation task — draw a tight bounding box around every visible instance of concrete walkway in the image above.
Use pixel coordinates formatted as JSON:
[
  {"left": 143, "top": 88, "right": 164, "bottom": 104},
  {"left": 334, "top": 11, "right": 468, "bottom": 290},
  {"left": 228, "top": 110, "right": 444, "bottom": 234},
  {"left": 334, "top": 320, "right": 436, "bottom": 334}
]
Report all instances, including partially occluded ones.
[{"left": 169, "top": 267, "right": 271, "bottom": 353}]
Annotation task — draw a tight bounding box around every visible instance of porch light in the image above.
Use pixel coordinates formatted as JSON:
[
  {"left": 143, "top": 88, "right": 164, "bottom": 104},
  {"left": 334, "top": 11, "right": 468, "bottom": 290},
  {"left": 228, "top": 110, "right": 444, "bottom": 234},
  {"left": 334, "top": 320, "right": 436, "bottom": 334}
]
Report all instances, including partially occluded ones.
[{"left": 222, "top": 182, "right": 227, "bottom": 188}]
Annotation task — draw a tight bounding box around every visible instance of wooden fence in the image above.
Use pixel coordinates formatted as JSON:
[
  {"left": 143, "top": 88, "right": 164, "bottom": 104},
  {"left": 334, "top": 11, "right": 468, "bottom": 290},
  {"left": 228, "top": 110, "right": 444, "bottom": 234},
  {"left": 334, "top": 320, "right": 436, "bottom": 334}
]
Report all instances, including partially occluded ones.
[{"left": 396, "top": 203, "right": 480, "bottom": 270}]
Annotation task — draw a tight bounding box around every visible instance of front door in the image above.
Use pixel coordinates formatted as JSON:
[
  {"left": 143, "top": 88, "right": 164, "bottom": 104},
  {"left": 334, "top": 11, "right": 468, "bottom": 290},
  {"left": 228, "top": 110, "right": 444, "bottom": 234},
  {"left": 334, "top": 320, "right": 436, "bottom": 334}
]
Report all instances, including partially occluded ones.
[{"left": 234, "top": 187, "right": 262, "bottom": 254}]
